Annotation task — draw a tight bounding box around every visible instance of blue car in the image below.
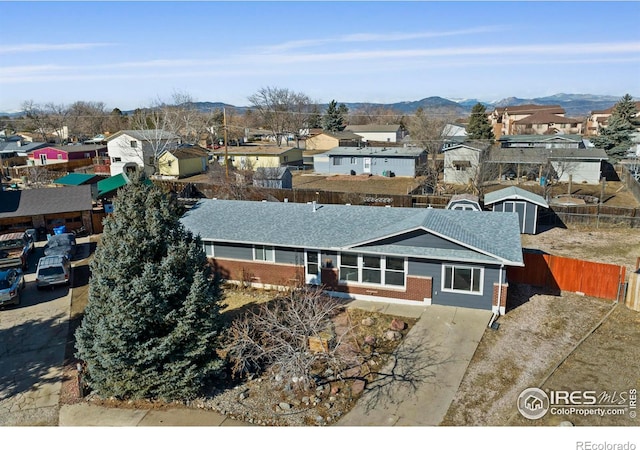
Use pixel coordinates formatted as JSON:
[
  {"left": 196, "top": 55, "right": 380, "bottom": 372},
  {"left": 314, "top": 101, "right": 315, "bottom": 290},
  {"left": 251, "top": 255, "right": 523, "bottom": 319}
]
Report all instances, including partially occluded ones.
[{"left": 0, "top": 268, "right": 25, "bottom": 307}]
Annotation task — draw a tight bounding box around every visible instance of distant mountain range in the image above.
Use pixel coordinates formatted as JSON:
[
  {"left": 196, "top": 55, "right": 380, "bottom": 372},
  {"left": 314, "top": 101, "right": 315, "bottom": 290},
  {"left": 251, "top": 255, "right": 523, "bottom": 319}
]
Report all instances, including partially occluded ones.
[
  {"left": 153, "top": 94, "right": 628, "bottom": 118},
  {"left": 0, "top": 94, "right": 631, "bottom": 119}
]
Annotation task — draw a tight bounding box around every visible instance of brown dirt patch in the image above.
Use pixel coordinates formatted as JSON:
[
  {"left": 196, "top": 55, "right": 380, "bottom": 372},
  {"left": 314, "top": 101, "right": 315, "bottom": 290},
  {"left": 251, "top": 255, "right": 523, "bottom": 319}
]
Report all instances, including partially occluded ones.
[{"left": 292, "top": 173, "right": 424, "bottom": 196}]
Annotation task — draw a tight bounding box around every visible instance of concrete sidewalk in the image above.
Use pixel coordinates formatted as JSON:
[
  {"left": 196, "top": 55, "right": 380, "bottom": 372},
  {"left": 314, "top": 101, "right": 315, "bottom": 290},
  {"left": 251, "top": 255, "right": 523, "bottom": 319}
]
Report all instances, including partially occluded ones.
[
  {"left": 58, "top": 302, "right": 489, "bottom": 427},
  {"left": 337, "top": 305, "right": 491, "bottom": 426}
]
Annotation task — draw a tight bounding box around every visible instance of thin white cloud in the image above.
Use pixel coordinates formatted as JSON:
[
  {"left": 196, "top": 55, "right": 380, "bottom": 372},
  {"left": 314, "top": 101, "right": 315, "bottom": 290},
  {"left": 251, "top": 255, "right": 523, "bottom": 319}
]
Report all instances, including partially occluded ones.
[
  {"left": 0, "top": 43, "right": 114, "bottom": 54},
  {"left": 259, "top": 26, "right": 507, "bottom": 53}
]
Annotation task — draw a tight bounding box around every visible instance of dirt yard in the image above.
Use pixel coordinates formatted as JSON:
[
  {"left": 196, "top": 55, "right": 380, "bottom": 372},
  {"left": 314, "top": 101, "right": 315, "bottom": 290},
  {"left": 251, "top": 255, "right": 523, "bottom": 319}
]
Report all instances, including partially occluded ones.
[
  {"left": 292, "top": 173, "right": 424, "bottom": 196},
  {"left": 443, "top": 226, "right": 640, "bottom": 427}
]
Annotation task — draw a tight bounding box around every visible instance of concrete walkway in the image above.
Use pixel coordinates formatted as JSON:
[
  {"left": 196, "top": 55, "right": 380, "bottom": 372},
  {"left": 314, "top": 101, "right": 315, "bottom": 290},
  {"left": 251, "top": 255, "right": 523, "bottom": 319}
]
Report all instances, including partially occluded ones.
[
  {"left": 337, "top": 304, "right": 491, "bottom": 426},
  {"left": 58, "top": 301, "right": 490, "bottom": 427}
]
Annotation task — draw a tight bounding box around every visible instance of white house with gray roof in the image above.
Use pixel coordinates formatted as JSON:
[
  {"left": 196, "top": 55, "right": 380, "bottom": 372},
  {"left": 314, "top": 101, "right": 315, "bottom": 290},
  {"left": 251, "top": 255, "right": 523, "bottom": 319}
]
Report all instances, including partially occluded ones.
[
  {"left": 106, "top": 129, "right": 180, "bottom": 177},
  {"left": 180, "top": 200, "right": 524, "bottom": 314},
  {"left": 313, "top": 146, "right": 427, "bottom": 177}
]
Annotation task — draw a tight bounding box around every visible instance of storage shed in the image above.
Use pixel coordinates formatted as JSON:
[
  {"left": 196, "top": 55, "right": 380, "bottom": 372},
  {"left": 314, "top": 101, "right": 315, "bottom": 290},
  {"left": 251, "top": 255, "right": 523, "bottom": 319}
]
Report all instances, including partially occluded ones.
[{"left": 483, "top": 186, "right": 549, "bottom": 235}]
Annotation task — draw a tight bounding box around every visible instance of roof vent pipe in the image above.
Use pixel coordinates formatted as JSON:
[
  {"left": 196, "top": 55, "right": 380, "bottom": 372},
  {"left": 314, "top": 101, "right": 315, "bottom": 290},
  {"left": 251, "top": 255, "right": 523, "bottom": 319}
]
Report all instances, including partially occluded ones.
[{"left": 312, "top": 200, "right": 317, "bottom": 212}]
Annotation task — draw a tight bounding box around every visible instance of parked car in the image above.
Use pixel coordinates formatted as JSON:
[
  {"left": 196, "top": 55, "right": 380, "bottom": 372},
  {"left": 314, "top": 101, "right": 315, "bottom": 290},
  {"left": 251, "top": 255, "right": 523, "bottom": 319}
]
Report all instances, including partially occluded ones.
[
  {"left": 0, "top": 231, "right": 33, "bottom": 270},
  {"left": 0, "top": 268, "right": 25, "bottom": 307},
  {"left": 35, "top": 255, "right": 72, "bottom": 290},
  {"left": 43, "top": 233, "right": 77, "bottom": 260}
]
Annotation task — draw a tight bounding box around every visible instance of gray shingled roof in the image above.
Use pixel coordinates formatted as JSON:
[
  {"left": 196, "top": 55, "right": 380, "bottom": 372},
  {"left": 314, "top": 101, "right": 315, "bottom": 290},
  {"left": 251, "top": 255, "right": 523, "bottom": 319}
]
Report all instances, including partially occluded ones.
[
  {"left": 484, "top": 186, "right": 549, "bottom": 208},
  {"left": 180, "top": 200, "right": 524, "bottom": 266},
  {"left": 322, "top": 146, "right": 426, "bottom": 158},
  {"left": 0, "top": 185, "right": 93, "bottom": 217}
]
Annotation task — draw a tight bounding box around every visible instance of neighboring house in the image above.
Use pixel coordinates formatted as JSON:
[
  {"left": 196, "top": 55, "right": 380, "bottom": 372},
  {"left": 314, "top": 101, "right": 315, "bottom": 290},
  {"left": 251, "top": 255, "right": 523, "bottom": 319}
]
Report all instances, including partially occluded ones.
[
  {"left": 488, "top": 146, "right": 609, "bottom": 184},
  {"left": 344, "top": 124, "right": 405, "bottom": 143},
  {"left": 498, "top": 134, "right": 585, "bottom": 149},
  {"left": 512, "top": 111, "right": 583, "bottom": 135},
  {"left": 0, "top": 185, "right": 94, "bottom": 234},
  {"left": 441, "top": 123, "right": 468, "bottom": 150},
  {"left": 29, "top": 145, "right": 106, "bottom": 166},
  {"left": 484, "top": 186, "right": 549, "bottom": 235},
  {"left": 210, "top": 145, "right": 303, "bottom": 170},
  {"left": 443, "top": 143, "right": 491, "bottom": 185},
  {"left": 157, "top": 145, "right": 209, "bottom": 179},
  {"left": 490, "top": 104, "right": 565, "bottom": 136},
  {"left": 180, "top": 199, "right": 524, "bottom": 314},
  {"left": 106, "top": 129, "right": 181, "bottom": 177},
  {"left": 446, "top": 194, "right": 482, "bottom": 211},
  {"left": 313, "top": 146, "right": 427, "bottom": 177},
  {"left": 585, "top": 101, "right": 640, "bottom": 136},
  {"left": 253, "top": 167, "right": 293, "bottom": 189},
  {"left": 304, "top": 130, "right": 363, "bottom": 151}
]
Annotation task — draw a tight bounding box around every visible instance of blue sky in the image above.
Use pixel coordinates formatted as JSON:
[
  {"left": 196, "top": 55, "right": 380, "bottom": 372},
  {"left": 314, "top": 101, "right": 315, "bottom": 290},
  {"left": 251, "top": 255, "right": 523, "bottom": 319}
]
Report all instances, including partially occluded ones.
[{"left": 1, "top": 1, "right": 639, "bottom": 112}]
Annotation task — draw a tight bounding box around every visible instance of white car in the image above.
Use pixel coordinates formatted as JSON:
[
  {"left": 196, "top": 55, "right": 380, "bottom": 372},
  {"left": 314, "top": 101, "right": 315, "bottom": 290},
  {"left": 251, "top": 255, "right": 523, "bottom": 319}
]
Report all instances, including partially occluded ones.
[{"left": 35, "top": 255, "right": 72, "bottom": 290}]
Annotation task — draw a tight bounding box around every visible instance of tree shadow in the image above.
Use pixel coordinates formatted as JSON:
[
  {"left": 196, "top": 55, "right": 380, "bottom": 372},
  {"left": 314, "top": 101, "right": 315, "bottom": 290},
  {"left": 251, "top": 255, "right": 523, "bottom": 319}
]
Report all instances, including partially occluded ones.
[
  {"left": 0, "top": 311, "right": 71, "bottom": 401},
  {"left": 350, "top": 333, "right": 451, "bottom": 414}
]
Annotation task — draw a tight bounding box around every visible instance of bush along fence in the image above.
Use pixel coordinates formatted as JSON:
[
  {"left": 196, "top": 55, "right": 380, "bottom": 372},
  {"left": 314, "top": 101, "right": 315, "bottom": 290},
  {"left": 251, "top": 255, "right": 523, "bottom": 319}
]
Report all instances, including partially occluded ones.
[{"left": 507, "top": 250, "right": 627, "bottom": 302}]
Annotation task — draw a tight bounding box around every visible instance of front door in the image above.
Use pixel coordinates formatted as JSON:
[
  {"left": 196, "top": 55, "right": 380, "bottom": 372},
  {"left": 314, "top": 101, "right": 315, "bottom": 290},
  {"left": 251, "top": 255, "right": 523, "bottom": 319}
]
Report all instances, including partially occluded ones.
[
  {"left": 39, "top": 154, "right": 47, "bottom": 165},
  {"left": 305, "top": 251, "right": 321, "bottom": 285},
  {"left": 363, "top": 158, "right": 371, "bottom": 173}
]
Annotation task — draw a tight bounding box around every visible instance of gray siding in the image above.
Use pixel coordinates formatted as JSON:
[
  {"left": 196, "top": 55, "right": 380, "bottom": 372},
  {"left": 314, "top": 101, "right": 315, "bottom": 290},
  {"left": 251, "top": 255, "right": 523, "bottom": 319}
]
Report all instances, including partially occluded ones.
[
  {"left": 315, "top": 155, "right": 419, "bottom": 176},
  {"left": 409, "top": 258, "right": 504, "bottom": 310},
  {"left": 493, "top": 201, "right": 538, "bottom": 234},
  {"left": 214, "top": 243, "right": 253, "bottom": 260},
  {"left": 275, "top": 247, "right": 303, "bottom": 265},
  {"left": 360, "top": 229, "right": 467, "bottom": 251}
]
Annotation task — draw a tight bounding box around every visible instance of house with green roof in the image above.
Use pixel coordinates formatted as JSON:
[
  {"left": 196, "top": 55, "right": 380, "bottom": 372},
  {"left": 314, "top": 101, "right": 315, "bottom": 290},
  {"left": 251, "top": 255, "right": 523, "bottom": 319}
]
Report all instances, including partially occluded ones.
[{"left": 180, "top": 200, "right": 524, "bottom": 314}]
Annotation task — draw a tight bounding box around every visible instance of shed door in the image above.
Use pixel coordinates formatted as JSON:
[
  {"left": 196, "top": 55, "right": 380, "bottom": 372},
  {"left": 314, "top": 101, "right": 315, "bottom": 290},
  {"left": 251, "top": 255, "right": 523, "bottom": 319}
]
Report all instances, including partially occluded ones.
[
  {"left": 504, "top": 201, "right": 526, "bottom": 233},
  {"left": 363, "top": 158, "right": 371, "bottom": 173}
]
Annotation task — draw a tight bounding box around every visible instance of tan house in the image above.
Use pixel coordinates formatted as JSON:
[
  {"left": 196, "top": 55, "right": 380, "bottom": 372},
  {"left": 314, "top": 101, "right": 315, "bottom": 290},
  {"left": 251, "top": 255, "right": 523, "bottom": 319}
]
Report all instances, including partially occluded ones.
[
  {"left": 304, "top": 130, "right": 362, "bottom": 151},
  {"left": 585, "top": 101, "right": 640, "bottom": 136},
  {"left": 490, "top": 104, "right": 565, "bottom": 136},
  {"left": 158, "top": 145, "right": 209, "bottom": 178},
  {"left": 211, "top": 145, "right": 302, "bottom": 170},
  {"left": 512, "top": 111, "right": 583, "bottom": 135}
]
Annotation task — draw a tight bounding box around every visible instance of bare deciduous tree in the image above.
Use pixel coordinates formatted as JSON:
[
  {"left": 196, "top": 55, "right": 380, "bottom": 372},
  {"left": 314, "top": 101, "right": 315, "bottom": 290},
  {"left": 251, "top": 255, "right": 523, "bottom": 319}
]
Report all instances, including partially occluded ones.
[
  {"left": 226, "top": 288, "right": 360, "bottom": 391},
  {"left": 248, "top": 86, "right": 312, "bottom": 146},
  {"left": 21, "top": 101, "right": 70, "bottom": 144}
]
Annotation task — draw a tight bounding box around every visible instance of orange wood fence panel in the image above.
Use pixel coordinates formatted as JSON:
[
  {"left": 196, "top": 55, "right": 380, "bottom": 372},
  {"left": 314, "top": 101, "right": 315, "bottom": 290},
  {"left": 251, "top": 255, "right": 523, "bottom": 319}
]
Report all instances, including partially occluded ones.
[{"left": 507, "top": 252, "right": 625, "bottom": 301}]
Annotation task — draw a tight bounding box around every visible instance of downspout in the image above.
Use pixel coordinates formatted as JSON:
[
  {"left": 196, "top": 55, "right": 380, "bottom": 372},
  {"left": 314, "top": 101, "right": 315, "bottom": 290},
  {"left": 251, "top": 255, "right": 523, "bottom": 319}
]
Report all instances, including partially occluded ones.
[{"left": 488, "top": 263, "right": 505, "bottom": 329}]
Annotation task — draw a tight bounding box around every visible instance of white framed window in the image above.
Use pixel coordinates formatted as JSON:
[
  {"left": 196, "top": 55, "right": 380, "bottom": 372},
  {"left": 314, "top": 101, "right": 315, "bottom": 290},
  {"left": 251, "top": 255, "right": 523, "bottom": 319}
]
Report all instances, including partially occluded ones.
[
  {"left": 333, "top": 157, "right": 342, "bottom": 166},
  {"left": 130, "top": 140, "right": 137, "bottom": 148},
  {"left": 203, "top": 241, "right": 214, "bottom": 257},
  {"left": 350, "top": 157, "right": 356, "bottom": 164},
  {"left": 112, "top": 157, "right": 122, "bottom": 163},
  {"left": 339, "top": 253, "right": 406, "bottom": 287},
  {"left": 254, "top": 245, "right": 275, "bottom": 262},
  {"left": 442, "top": 264, "right": 483, "bottom": 295}
]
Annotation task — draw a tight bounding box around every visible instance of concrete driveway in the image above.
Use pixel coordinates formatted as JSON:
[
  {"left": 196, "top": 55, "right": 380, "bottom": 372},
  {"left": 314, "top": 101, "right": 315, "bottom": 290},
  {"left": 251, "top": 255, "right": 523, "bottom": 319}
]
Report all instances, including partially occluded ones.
[
  {"left": 0, "top": 239, "right": 90, "bottom": 426},
  {"left": 337, "top": 303, "right": 491, "bottom": 426}
]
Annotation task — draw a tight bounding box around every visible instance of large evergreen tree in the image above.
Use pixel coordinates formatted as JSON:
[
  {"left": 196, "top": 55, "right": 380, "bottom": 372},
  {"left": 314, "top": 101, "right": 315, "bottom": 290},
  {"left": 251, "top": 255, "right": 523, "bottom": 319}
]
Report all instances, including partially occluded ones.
[
  {"left": 591, "top": 94, "right": 638, "bottom": 163},
  {"left": 322, "top": 100, "right": 348, "bottom": 132},
  {"left": 75, "top": 176, "right": 225, "bottom": 401},
  {"left": 466, "top": 103, "right": 495, "bottom": 141}
]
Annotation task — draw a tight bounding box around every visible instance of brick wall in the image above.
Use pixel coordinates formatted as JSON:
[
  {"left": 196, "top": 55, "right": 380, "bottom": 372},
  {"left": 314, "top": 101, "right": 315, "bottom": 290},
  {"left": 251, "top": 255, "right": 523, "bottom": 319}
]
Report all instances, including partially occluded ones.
[
  {"left": 321, "top": 268, "right": 431, "bottom": 302},
  {"left": 492, "top": 283, "right": 509, "bottom": 311},
  {"left": 210, "top": 258, "right": 304, "bottom": 288}
]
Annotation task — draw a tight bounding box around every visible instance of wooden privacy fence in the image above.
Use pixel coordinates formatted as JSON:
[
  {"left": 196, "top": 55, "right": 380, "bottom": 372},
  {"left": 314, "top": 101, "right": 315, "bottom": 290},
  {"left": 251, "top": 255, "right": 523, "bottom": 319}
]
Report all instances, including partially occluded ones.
[{"left": 507, "top": 251, "right": 626, "bottom": 301}]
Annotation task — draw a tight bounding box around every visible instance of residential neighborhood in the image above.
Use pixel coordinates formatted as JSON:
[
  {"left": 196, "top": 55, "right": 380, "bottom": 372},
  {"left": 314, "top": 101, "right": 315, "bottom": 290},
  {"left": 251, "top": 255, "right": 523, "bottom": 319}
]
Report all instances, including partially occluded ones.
[{"left": 1, "top": 2, "right": 639, "bottom": 444}]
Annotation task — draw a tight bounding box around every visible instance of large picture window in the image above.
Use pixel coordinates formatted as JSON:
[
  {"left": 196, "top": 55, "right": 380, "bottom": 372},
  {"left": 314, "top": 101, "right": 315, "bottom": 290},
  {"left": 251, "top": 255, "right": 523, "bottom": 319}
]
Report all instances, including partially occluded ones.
[
  {"left": 442, "top": 265, "right": 482, "bottom": 294},
  {"left": 339, "top": 253, "right": 405, "bottom": 287}
]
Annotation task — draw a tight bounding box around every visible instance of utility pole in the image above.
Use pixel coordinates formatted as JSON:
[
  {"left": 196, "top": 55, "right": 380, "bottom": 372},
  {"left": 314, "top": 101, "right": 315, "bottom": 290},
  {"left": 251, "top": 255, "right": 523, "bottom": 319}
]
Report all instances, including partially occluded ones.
[{"left": 223, "top": 107, "right": 229, "bottom": 180}]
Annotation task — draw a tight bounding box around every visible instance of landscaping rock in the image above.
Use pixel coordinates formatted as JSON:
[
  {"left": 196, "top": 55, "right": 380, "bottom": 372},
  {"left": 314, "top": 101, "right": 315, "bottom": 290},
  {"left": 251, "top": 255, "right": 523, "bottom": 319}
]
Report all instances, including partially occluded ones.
[
  {"left": 279, "top": 402, "right": 292, "bottom": 411},
  {"left": 364, "top": 335, "right": 376, "bottom": 346},
  {"left": 390, "top": 318, "right": 407, "bottom": 331},
  {"left": 351, "top": 379, "right": 366, "bottom": 396},
  {"left": 384, "top": 330, "right": 403, "bottom": 341},
  {"left": 361, "top": 317, "right": 375, "bottom": 326}
]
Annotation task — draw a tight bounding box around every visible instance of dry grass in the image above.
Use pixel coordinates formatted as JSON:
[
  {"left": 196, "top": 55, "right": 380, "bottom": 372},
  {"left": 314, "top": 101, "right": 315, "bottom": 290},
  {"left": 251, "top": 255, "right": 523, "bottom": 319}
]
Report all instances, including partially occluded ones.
[{"left": 292, "top": 173, "right": 424, "bottom": 196}]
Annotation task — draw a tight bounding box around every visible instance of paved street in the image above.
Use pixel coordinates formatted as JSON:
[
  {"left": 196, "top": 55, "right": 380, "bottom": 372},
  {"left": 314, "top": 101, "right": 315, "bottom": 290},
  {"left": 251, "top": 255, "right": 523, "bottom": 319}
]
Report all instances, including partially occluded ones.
[{"left": 0, "top": 240, "right": 88, "bottom": 426}]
